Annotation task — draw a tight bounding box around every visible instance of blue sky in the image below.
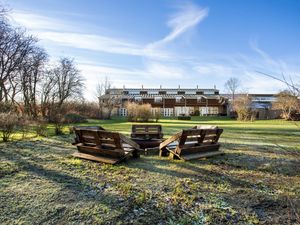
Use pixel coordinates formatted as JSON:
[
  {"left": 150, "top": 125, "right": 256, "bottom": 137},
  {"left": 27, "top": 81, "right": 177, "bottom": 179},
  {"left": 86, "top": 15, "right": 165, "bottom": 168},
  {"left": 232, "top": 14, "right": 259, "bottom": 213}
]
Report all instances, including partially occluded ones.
[{"left": 4, "top": 0, "right": 300, "bottom": 100}]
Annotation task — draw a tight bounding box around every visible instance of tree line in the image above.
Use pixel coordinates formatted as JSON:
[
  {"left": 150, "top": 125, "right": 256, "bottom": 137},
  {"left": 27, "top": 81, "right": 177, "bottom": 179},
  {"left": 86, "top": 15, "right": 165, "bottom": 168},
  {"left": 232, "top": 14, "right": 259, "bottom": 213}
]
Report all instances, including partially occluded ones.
[
  {"left": 0, "top": 5, "right": 90, "bottom": 139},
  {"left": 0, "top": 6, "right": 85, "bottom": 118}
]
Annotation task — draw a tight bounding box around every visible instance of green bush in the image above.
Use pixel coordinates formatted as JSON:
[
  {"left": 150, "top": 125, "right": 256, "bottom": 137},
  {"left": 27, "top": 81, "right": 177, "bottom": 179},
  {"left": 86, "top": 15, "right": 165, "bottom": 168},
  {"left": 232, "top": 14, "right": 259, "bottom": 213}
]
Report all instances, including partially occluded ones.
[
  {"left": 178, "top": 116, "right": 191, "bottom": 120},
  {"left": 193, "top": 110, "right": 200, "bottom": 116}
]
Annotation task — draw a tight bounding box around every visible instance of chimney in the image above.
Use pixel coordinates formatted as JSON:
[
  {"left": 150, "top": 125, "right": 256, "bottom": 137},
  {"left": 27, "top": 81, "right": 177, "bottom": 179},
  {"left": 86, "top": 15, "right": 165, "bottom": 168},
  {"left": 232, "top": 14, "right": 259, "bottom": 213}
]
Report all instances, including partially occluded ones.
[
  {"left": 178, "top": 85, "right": 180, "bottom": 89},
  {"left": 214, "top": 85, "right": 216, "bottom": 89},
  {"left": 142, "top": 84, "right": 144, "bottom": 89},
  {"left": 160, "top": 85, "right": 162, "bottom": 89},
  {"left": 197, "top": 85, "right": 198, "bottom": 89},
  {"left": 123, "top": 85, "right": 125, "bottom": 90}
]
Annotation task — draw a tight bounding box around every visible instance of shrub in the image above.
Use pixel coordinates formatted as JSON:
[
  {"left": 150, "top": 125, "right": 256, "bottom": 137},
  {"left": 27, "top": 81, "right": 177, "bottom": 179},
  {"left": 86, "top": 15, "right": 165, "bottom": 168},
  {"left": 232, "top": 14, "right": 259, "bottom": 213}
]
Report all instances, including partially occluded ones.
[
  {"left": 18, "top": 117, "right": 31, "bottom": 139},
  {"left": 126, "top": 102, "right": 153, "bottom": 122},
  {"left": 233, "top": 94, "right": 255, "bottom": 121},
  {"left": 34, "top": 119, "right": 48, "bottom": 137},
  {"left": 194, "top": 110, "right": 200, "bottom": 116},
  {"left": 0, "top": 102, "right": 17, "bottom": 113},
  {"left": 0, "top": 113, "right": 19, "bottom": 142},
  {"left": 64, "top": 113, "right": 87, "bottom": 123},
  {"left": 154, "top": 110, "right": 161, "bottom": 122},
  {"left": 178, "top": 116, "right": 191, "bottom": 120}
]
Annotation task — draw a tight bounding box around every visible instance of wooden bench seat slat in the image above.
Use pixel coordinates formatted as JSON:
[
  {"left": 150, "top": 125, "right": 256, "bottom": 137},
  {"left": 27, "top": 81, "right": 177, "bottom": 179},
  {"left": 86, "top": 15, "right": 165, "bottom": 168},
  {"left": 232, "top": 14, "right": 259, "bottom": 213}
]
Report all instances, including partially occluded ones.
[
  {"left": 72, "top": 152, "right": 122, "bottom": 164},
  {"left": 181, "top": 151, "right": 224, "bottom": 161}
]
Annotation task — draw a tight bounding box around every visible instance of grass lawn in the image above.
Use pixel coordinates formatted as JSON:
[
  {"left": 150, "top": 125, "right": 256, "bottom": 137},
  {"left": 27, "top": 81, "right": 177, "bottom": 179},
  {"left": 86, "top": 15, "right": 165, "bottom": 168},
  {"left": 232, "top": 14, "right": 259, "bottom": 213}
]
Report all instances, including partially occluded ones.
[{"left": 1, "top": 117, "right": 300, "bottom": 224}]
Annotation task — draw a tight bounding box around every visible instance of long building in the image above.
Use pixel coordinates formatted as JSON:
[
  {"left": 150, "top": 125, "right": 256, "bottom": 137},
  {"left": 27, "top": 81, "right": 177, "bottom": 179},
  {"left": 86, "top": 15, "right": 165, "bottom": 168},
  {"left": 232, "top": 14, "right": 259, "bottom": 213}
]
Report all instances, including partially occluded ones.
[{"left": 100, "top": 86, "right": 228, "bottom": 117}]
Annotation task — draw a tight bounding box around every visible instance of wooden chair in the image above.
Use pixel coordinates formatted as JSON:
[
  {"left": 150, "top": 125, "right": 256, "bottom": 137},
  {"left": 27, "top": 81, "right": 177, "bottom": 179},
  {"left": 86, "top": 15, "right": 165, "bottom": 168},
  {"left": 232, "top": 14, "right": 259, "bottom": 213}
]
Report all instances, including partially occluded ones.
[
  {"left": 72, "top": 128, "right": 140, "bottom": 164},
  {"left": 130, "top": 125, "right": 164, "bottom": 149},
  {"left": 159, "top": 128, "right": 224, "bottom": 160}
]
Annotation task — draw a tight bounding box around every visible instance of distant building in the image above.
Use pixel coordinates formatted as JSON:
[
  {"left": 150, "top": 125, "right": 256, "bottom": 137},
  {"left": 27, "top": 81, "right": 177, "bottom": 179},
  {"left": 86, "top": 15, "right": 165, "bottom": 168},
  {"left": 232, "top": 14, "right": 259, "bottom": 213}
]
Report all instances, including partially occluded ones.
[
  {"left": 223, "top": 93, "right": 281, "bottom": 119},
  {"left": 100, "top": 86, "right": 228, "bottom": 117}
]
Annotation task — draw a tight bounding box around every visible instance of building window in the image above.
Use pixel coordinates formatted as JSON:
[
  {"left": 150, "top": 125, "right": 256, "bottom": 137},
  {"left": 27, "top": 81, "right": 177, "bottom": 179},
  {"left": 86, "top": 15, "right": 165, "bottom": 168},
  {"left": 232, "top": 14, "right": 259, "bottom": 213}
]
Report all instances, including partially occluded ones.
[
  {"left": 129, "top": 91, "right": 140, "bottom": 95},
  {"left": 197, "top": 97, "right": 203, "bottom": 103},
  {"left": 119, "top": 108, "right": 128, "bottom": 116},
  {"left": 135, "top": 96, "right": 142, "bottom": 102},
  {"left": 178, "top": 91, "right": 185, "bottom": 95},
  {"left": 154, "top": 97, "right": 162, "bottom": 103},
  {"left": 162, "top": 108, "right": 173, "bottom": 117},
  {"left": 140, "top": 91, "right": 148, "bottom": 95},
  {"left": 148, "top": 91, "right": 159, "bottom": 95},
  {"left": 186, "top": 91, "right": 196, "bottom": 94},
  {"left": 167, "top": 91, "right": 177, "bottom": 94},
  {"left": 204, "top": 91, "right": 215, "bottom": 95},
  {"left": 176, "top": 97, "right": 182, "bottom": 103},
  {"left": 199, "top": 107, "right": 219, "bottom": 115}
]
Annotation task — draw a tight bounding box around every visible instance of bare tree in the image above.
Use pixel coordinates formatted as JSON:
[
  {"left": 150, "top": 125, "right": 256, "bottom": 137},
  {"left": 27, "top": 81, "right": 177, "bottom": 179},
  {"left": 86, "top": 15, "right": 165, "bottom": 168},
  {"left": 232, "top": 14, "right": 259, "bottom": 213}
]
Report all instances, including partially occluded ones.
[
  {"left": 96, "top": 77, "right": 120, "bottom": 119},
  {"left": 0, "top": 21, "right": 37, "bottom": 103},
  {"left": 224, "top": 77, "right": 240, "bottom": 102},
  {"left": 20, "top": 47, "right": 48, "bottom": 118},
  {"left": 257, "top": 71, "right": 300, "bottom": 96},
  {"left": 40, "top": 70, "right": 56, "bottom": 118},
  {"left": 53, "top": 57, "right": 84, "bottom": 107}
]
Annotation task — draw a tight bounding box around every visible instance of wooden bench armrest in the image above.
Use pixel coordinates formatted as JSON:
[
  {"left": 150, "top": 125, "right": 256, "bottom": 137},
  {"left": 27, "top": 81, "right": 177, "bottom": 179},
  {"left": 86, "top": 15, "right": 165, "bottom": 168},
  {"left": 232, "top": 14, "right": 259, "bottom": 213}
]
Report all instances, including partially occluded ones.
[
  {"left": 120, "top": 134, "right": 140, "bottom": 150},
  {"left": 159, "top": 131, "right": 182, "bottom": 149}
]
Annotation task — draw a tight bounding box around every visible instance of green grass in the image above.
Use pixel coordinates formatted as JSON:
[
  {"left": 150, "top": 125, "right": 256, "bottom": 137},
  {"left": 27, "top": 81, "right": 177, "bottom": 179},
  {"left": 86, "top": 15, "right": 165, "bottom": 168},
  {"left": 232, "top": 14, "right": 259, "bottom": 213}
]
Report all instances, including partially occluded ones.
[{"left": 1, "top": 116, "right": 300, "bottom": 224}]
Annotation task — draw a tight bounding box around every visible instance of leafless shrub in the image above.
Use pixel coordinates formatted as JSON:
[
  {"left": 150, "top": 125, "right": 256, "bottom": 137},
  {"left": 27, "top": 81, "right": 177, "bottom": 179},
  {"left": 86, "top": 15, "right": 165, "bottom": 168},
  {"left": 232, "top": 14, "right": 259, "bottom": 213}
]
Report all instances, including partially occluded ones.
[
  {"left": 33, "top": 119, "right": 48, "bottom": 137},
  {"left": 233, "top": 94, "right": 255, "bottom": 121},
  {"left": 0, "top": 113, "right": 19, "bottom": 142},
  {"left": 272, "top": 91, "right": 300, "bottom": 120},
  {"left": 126, "top": 102, "right": 152, "bottom": 122},
  {"left": 17, "top": 116, "right": 32, "bottom": 139}
]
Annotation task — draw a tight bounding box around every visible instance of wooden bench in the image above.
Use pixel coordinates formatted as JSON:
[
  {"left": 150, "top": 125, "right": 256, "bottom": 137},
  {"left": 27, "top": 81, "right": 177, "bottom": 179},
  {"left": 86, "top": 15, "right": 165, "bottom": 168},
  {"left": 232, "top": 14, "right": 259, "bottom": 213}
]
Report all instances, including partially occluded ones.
[
  {"left": 73, "top": 126, "right": 105, "bottom": 144},
  {"left": 159, "top": 128, "right": 224, "bottom": 160},
  {"left": 130, "top": 125, "right": 164, "bottom": 149},
  {"left": 72, "top": 128, "right": 140, "bottom": 164}
]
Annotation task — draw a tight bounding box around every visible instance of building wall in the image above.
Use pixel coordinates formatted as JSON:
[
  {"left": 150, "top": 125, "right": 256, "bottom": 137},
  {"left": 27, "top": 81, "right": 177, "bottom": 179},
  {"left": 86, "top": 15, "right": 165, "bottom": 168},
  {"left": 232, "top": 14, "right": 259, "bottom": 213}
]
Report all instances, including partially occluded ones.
[{"left": 102, "top": 88, "right": 228, "bottom": 117}]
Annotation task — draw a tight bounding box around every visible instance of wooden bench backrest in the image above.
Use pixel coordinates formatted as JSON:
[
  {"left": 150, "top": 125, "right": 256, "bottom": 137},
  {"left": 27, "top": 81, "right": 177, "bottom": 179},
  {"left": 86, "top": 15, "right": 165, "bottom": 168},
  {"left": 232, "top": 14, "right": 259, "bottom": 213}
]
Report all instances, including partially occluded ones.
[
  {"left": 75, "top": 129, "right": 123, "bottom": 150},
  {"left": 73, "top": 126, "right": 105, "bottom": 144},
  {"left": 131, "top": 125, "right": 163, "bottom": 139},
  {"left": 176, "top": 128, "right": 223, "bottom": 154}
]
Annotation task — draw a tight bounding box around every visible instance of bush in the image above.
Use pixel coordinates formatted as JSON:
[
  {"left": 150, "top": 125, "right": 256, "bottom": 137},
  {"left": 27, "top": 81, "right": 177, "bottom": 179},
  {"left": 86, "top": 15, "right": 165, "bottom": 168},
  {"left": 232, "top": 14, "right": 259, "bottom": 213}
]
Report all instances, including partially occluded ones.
[
  {"left": 18, "top": 117, "right": 31, "bottom": 139},
  {"left": 34, "top": 119, "right": 48, "bottom": 137},
  {"left": 0, "top": 102, "right": 17, "bottom": 113},
  {"left": 233, "top": 94, "right": 255, "bottom": 121},
  {"left": 126, "top": 102, "right": 153, "bottom": 122},
  {"left": 0, "top": 113, "right": 19, "bottom": 142},
  {"left": 64, "top": 113, "right": 87, "bottom": 123},
  {"left": 194, "top": 110, "right": 200, "bottom": 116},
  {"left": 178, "top": 116, "right": 191, "bottom": 120}
]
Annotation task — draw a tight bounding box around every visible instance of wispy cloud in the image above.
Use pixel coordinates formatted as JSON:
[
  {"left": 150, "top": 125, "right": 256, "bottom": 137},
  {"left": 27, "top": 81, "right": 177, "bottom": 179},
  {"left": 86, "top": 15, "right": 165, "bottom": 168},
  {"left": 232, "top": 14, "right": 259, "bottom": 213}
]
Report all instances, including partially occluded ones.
[
  {"left": 10, "top": 11, "right": 171, "bottom": 59},
  {"left": 148, "top": 3, "right": 208, "bottom": 49},
  {"left": 145, "top": 61, "right": 185, "bottom": 78},
  {"left": 10, "top": 11, "right": 73, "bottom": 31}
]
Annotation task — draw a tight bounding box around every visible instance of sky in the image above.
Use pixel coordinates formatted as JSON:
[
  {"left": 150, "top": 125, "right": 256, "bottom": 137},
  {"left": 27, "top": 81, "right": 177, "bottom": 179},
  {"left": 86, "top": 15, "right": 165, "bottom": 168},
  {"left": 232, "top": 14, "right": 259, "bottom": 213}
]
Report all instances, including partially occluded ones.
[{"left": 3, "top": 0, "right": 300, "bottom": 100}]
